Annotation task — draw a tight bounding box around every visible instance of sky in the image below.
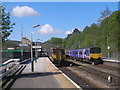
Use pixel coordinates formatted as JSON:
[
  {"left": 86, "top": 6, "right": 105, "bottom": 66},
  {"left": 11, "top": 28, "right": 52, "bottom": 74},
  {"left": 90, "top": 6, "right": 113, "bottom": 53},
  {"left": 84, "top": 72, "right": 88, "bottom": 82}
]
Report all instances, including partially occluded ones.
[
  {"left": 1, "top": 0, "right": 120, "bottom": 2},
  {"left": 2, "top": 2, "right": 118, "bottom": 42}
]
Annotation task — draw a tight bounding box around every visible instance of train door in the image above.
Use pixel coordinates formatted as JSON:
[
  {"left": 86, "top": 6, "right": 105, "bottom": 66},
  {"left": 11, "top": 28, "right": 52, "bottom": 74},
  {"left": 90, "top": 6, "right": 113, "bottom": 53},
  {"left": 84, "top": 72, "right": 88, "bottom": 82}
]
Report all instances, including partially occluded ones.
[
  {"left": 61, "top": 48, "right": 65, "bottom": 60},
  {"left": 85, "top": 49, "right": 89, "bottom": 59},
  {"left": 57, "top": 48, "right": 61, "bottom": 61},
  {"left": 83, "top": 49, "right": 89, "bottom": 60}
]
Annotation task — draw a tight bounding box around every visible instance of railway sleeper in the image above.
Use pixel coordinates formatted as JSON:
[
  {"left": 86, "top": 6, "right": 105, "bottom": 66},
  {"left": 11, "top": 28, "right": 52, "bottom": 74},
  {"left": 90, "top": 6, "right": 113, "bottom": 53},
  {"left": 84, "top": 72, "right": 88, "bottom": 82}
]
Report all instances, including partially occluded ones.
[
  {"left": 66, "top": 59, "right": 119, "bottom": 88},
  {"left": 77, "top": 66, "right": 119, "bottom": 87}
]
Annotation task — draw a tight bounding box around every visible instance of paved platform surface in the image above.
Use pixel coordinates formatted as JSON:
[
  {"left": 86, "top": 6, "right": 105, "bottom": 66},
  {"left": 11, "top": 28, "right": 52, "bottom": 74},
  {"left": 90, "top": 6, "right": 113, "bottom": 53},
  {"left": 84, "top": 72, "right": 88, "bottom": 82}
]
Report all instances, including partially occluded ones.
[
  {"left": 103, "top": 58, "right": 119, "bottom": 63},
  {"left": 11, "top": 57, "right": 80, "bottom": 88}
]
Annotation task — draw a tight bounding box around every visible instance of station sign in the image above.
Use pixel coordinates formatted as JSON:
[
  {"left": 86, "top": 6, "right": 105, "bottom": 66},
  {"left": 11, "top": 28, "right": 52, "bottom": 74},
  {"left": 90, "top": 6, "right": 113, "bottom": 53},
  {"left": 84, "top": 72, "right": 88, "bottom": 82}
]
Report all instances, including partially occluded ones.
[
  {"left": 7, "top": 48, "right": 14, "bottom": 50},
  {"left": 32, "top": 46, "right": 41, "bottom": 48},
  {"left": 19, "top": 43, "right": 29, "bottom": 46}
]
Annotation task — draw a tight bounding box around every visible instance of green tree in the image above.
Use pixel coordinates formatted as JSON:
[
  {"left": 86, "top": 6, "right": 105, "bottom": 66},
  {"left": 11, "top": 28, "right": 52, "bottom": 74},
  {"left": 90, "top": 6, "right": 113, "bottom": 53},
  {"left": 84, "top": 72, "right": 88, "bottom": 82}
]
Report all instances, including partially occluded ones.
[
  {"left": 45, "top": 37, "right": 63, "bottom": 47},
  {"left": 44, "top": 10, "right": 119, "bottom": 58},
  {"left": 98, "top": 6, "right": 111, "bottom": 23},
  {"left": 0, "top": 4, "right": 15, "bottom": 42},
  {"left": 72, "top": 28, "right": 80, "bottom": 34}
]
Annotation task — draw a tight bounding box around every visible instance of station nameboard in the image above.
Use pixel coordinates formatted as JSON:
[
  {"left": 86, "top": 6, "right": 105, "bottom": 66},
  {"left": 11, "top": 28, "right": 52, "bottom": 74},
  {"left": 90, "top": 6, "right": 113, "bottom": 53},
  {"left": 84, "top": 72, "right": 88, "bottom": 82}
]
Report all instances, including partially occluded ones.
[{"left": 32, "top": 46, "right": 41, "bottom": 48}]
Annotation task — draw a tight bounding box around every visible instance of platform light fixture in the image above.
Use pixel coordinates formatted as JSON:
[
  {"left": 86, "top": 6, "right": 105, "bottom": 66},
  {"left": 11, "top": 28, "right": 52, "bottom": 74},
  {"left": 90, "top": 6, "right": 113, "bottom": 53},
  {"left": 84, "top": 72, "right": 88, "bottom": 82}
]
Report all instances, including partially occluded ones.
[{"left": 31, "top": 24, "right": 40, "bottom": 72}]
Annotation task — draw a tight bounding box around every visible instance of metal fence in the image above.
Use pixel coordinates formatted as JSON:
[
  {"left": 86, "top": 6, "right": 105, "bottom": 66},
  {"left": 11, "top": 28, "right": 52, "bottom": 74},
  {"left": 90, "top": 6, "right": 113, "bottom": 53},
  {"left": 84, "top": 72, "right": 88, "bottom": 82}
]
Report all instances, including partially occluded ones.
[
  {"left": 2, "top": 52, "right": 31, "bottom": 63},
  {"left": 2, "top": 50, "right": 44, "bottom": 63}
]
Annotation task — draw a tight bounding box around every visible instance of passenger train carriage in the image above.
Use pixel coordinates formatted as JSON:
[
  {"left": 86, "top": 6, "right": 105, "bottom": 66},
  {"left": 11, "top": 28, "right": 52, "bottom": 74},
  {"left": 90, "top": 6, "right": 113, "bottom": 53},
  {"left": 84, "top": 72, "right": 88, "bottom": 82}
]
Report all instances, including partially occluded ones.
[
  {"left": 48, "top": 47, "right": 66, "bottom": 64},
  {"left": 66, "top": 47, "right": 103, "bottom": 65}
]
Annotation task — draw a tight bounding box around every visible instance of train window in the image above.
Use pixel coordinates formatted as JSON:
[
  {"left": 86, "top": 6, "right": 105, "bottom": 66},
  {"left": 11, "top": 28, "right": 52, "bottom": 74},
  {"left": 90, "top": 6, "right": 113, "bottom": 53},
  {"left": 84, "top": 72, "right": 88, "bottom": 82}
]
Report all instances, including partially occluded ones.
[
  {"left": 53, "top": 49, "right": 57, "bottom": 54},
  {"left": 61, "top": 49, "right": 65, "bottom": 54},
  {"left": 79, "top": 51, "right": 82, "bottom": 54},
  {"left": 90, "top": 48, "right": 101, "bottom": 53},
  {"left": 66, "top": 51, "right": 69, "bottom": 54},
  {"left": 74, "top": 51, "right": 76, "bottom": 55},
  {"left": 73, "top": 51, "right": 75, "bottom": 55},
  {"left": 75, "top": 51, "right": 78, "bottom": 54},
  {"left": 72, "top": 51, "right": 74, "bottom": 54}
]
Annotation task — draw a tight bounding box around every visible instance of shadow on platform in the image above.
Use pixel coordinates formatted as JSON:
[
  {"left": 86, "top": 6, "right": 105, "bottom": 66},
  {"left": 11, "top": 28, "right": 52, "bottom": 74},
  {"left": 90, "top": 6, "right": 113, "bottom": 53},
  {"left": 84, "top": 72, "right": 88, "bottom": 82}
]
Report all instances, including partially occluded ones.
[{"left": 18, "top": 72, "right": 62, "bottom": 78}]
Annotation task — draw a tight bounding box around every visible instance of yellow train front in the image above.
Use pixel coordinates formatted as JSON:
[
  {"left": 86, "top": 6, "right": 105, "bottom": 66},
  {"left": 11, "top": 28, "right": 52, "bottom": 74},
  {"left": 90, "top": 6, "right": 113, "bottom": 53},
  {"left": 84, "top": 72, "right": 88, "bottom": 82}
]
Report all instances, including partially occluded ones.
[
  {"left": 51, "top": 47, "right": 66, "bottom": 64},
  {"left": 88, "top": 47, "right": 103, "bottom": 65}
]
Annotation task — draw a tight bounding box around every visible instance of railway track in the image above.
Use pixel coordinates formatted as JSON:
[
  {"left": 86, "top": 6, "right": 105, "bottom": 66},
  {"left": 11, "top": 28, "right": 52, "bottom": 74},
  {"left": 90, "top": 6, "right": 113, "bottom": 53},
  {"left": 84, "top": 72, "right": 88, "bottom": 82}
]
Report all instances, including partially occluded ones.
[
  {"left": 55, "top": 59, "right": 120, "bottom": 89},
  {"left": 67, "top": 59, "right": 119, "bottom": 77},
  {"left": 103, "top": 61, "right": 120, "bottom": 69}
]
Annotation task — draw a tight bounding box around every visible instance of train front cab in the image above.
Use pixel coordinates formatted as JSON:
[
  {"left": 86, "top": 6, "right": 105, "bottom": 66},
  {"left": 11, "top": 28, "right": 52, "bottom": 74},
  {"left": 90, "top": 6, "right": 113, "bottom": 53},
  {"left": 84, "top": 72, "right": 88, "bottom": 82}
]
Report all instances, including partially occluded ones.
[
  {"left": 89, "top": 47, "right": 103, "bottom": 65},
  {"left": 52, "top": 48, "right": 66, "bottom": 64},
  {"left": 51, "top": 48, "right": 57, "bottom": 62}
]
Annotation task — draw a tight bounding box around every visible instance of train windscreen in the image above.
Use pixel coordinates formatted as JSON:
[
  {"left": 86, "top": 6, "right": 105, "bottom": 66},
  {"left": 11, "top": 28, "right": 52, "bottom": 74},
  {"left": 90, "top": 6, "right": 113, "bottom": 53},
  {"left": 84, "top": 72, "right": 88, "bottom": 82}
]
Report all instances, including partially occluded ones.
[
  {"left": 61, "top": 49, "right": 65, "bottom": 54},
  {"left": 90, "top": 48, "right": 101, "bottom": 54},
  {"left": 53, "top": 49, "right": 57, "bottom": 54}
]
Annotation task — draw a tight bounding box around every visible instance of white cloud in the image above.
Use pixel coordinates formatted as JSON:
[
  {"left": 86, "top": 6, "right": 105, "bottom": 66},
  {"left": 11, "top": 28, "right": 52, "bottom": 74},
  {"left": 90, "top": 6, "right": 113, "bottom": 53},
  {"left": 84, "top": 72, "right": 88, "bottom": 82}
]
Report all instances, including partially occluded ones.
[
  {"left": 65, "top": 28, "right": 75, "bottom": 35},
  {"left": 12, "top": 6, "right": 39, "bottom": 17},
  {"left": 39, "top": 24, "right": 60, "bottom": 35},
  {"left": 65, "top": 30, "right": 72, "bottom": 35},
  {"left": 65, "top": 28, "right": 81, "bottom": 35}
]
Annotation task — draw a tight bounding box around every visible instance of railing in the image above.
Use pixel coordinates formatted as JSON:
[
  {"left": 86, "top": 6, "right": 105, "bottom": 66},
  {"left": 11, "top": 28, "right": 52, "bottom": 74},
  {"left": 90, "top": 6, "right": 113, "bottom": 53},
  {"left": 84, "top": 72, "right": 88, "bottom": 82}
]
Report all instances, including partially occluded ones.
[{"left": 0, "top": 59, "right": 20, "bottom": 79}]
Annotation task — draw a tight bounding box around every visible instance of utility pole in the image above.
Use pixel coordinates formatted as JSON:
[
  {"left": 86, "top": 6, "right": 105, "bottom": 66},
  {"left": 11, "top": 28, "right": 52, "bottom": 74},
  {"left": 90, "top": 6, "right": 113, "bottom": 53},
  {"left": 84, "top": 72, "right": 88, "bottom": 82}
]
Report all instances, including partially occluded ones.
[
  {"left": 0, "top": 25, "right": 2, "bottom": 64},
  {"left": 79, "top": 41, "right": 80, "bottom": 48},
  {"left": 94, "top": 40, "right": 96, "bottom": 47},
  {"left": 21, "top": 25, "right": 24, "bottom": 61},
  {"left": 35, "top": 40, "right": 37, "bottom": 62},
  {"left": 35, "top": 41, "right": 37, "bottom": 59}
]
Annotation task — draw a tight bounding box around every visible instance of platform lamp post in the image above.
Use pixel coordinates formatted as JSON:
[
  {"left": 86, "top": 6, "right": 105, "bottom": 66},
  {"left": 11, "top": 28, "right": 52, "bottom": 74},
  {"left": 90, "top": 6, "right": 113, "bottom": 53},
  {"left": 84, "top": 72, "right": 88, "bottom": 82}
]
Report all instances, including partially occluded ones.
[
  {"left": 106, "top": 35, "right": 110, "bottom": 58},
  {"left": 31, "top": 24, "right": 40, "bottom": 72},
  {"left": 108, "top": 46, "right": 110, "bottom": 58},
  {"left": 31, "top": 32, "right": 34, "bottom": 72}
]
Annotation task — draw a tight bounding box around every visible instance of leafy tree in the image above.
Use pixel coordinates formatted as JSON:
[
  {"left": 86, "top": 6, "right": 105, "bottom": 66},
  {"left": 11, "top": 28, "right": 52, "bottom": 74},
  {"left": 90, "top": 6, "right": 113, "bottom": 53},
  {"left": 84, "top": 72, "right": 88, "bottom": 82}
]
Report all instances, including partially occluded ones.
[
  {"left": 72, "top": 28, "right": 80, "bottom": 34},
  {"left": 98, "top": 6, "right": 111, "bottom": 23},
  {"left": 45, "top": 37, "right": 63, "bottom": 47},
  {"left": 0, "top": 4, "right": 15, "bottom": 42},
  {"left": 44, "top": 10, "right": 119, "bottom": 58}
]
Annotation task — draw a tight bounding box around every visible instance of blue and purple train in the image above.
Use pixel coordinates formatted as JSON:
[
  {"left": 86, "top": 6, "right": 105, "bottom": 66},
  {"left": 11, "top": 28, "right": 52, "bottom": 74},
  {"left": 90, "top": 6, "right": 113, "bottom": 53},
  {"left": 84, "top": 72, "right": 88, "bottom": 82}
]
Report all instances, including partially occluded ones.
[{"left": 66, "top": 47, "right": 103, "bottom": 65}]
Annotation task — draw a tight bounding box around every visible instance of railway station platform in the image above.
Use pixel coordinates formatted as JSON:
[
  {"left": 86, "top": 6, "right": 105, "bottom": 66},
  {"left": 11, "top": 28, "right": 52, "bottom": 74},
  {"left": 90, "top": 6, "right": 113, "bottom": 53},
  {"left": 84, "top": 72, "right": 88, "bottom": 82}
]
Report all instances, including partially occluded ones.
[
  {"left": 102, "top": 58, "right": 119, "bottom": 63},
  {"left": 11, "top": 57, "right": 80, "bottom": 89}
]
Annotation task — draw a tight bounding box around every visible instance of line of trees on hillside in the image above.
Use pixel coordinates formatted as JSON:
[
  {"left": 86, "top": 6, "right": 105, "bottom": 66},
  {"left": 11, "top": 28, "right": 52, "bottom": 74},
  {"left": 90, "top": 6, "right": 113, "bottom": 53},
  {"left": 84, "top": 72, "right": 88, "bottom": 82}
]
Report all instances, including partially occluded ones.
[
  {"left": 1, "top": 4, "right": 119, "bottom": 59},
  {"left": 45, "top": 8, "right": 120, "bottom": 58}
]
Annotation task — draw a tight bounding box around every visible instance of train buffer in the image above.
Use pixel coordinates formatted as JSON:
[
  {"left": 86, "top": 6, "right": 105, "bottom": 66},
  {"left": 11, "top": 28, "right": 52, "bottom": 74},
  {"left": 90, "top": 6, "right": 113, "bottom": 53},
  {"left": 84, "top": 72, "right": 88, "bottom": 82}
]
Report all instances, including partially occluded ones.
[{"left": 11, "top": 57, "right": 81, "bottom": 89}]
